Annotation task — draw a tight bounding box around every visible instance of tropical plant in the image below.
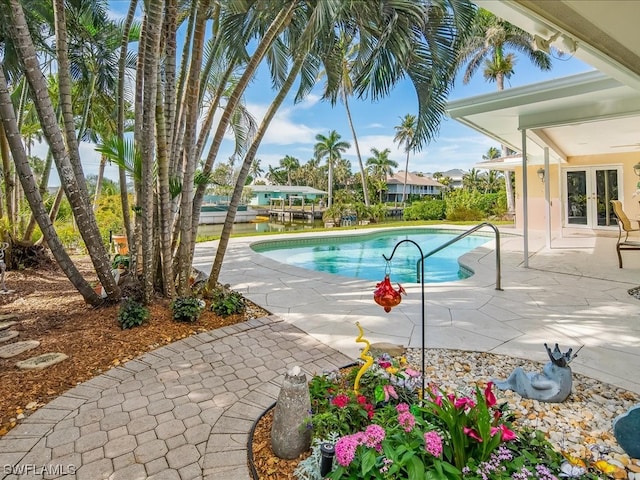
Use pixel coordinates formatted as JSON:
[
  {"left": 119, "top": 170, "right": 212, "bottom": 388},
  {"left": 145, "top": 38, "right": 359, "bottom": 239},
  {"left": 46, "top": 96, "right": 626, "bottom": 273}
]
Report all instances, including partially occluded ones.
[
  {"left": 403, "top": 199, "right": 446, "bottom": 221},
  {"left": 117, "top": 299, "right": 149, "bottom": 330},
  {"left": 210, "top": 286, "right": 245, "bottom": 316},
  {"left": 458, "top": 8, "right": 552, "bottom": 213},
  {"left": 170, "top": 296, "right": 205, "bottom": 323},
  {"left": 394, "top": 114, "right": 417, "bottom": 205},
  {"left": 314, "top": 131, "right": 350, "bottom": 209}
]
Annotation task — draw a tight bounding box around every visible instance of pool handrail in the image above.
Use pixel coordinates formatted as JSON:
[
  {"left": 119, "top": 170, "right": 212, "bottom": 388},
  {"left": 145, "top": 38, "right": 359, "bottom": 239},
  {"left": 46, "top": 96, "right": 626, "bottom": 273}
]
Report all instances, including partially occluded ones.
[{"left": 417, "top": 222, "right": 502, "bottom": 290}]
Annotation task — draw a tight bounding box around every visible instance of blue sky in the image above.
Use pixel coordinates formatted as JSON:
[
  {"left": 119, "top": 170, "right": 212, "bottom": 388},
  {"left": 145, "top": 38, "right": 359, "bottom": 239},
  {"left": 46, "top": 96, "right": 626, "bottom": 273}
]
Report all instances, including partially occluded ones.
[{"left": 42, "top": 5, "right": 593, "bottom": 185}]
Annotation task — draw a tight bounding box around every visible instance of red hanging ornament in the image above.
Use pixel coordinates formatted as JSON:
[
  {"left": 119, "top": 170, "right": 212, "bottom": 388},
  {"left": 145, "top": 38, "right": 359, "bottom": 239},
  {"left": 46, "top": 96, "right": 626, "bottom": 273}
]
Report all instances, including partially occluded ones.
[{"left": 373, "top": 274, "right": 406, "bottom": 312}]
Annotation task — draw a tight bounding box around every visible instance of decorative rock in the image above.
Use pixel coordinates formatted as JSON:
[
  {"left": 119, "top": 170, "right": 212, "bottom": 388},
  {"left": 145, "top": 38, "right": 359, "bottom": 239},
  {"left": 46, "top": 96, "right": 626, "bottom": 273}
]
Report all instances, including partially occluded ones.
[
  {"left": 16, "top": 352, "right": 68, "bottom": 370},
  {"left": 369, "top": 342, "right": 406, "bottom": 358},
  {"left": 614, "top": 405, "right": 640, "bottom": 459},
  {"left": 0, "top": 313, "right": 18, "bottom": 322},
  {"left": 0, "top": 320, "right": 17, "bottom": 331},
  {"left": 0, "top": 330, "right": 18, "bottom": 343},
  {"left": 271, "top": 366, "right": 311, "bottom": 460},
  {"left": 0, "top": 340, "right": 39, "bottom": 359}
]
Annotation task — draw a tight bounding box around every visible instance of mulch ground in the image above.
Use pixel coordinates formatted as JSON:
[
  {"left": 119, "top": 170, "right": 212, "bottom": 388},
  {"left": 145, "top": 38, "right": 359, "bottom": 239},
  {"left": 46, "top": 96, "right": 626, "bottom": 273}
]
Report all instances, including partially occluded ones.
[{"left": 0, "top": 256, "right": 263, "bottom": 436}]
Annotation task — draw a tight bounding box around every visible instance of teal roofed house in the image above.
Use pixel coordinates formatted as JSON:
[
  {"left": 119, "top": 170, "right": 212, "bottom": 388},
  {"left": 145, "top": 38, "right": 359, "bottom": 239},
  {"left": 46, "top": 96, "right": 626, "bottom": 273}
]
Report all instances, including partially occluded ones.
[{"left": 248, "top": 185, "right": 327, "bottom": 207}]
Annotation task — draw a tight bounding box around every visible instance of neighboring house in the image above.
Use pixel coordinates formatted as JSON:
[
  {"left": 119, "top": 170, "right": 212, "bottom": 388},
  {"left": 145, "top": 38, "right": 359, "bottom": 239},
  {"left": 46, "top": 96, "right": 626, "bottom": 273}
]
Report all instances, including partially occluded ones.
[
  {"left": 247, "top": 185, "right": 326, "bottom": 207},
  {"left": 442, "top": 169, "right": 465, "bottom": 189},
  {"left": 385, "top": 171, "right": 444, "bottom": 203},
  {"left": 447, "top": 1, "right": 640, "bottom": 252}
]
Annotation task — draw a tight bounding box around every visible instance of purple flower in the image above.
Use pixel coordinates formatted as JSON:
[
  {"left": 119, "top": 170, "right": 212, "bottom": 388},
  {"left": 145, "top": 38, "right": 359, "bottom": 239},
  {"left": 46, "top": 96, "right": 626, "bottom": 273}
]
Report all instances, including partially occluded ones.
[
  {"left": 396, "top": 402, "right": 410, "bottom": 413},
  {"left": 424, "top": 431, "right": 443, "bottom": 457}
]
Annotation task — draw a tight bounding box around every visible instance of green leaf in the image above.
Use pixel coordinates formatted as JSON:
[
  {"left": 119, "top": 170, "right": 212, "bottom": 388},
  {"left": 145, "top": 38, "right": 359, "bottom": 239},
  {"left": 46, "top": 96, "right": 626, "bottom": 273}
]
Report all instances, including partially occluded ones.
[
  {"left": 407, "top": 455, "right": 425, "bottom": 480},
  {"left": 360, "top": 449, "right": 376, "bottom": 476},
  {"left": 375, "top": 384, "right": 385, "bottom": 403}
]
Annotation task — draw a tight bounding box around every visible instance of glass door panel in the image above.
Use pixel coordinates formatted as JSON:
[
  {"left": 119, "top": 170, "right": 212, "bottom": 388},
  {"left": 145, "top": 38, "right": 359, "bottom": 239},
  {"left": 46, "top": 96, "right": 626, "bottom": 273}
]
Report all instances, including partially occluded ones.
[
  {"left": 566, "top": 170, "right": 587, "bottom": 225},
  {"left": 595, "top": 169, "right": 619, "bottom": 227}
]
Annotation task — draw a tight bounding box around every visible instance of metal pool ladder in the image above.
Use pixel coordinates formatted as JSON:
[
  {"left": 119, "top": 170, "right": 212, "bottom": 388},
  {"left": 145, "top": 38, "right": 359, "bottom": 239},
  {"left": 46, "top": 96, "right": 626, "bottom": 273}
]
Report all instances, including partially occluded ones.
[{"left": 416, "top": 222, "right": 502, "bottom": 290}]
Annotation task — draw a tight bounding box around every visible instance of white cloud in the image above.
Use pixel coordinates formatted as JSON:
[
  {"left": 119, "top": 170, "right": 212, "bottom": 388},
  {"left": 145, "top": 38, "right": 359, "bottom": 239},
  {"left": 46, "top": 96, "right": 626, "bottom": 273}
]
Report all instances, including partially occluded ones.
[{"left": 245, "top": 102, "right": 321, "bottom": 146}]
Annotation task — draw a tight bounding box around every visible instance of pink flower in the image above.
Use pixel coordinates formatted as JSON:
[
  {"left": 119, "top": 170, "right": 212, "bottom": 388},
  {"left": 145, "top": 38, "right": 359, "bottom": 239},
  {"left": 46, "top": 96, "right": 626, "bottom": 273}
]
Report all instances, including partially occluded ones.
[
  {"left": 454, "top": 397, "right": 476, "bottom": 410},
  {"left": 332, "top": 394, "right": 350, "bottom": 408},
  {"left": 383, "top": 385, "right": 398, "bottom": 402},
  {"left": 364, "top": 424, "right": 386, "bottom": 448},
  {"left": 404, "top": 368, "right": 420, "bottom": 377},
  {"left": 463, "top": 426, "right": 483, "bottom": 442},
  {"left": 424, "top": 431, "right": 443, "bottom": 457},
  {"left": 395, "top": 403, "right": 410, "bottom": 413},
  {"left": 484, "top": 381, "right": 497, "bottom": 407},
  {"left": 398, "top": 412, "right": 415, "bottom": 432},
  {"left": 378, "top": 360, "right": 392, "bottom": 368},
  {"left": 335, "top": 435, "right": 360, "bottom": 467},
  {"left": 433, "top": 395, "right": 443, "bottom": 407},
  {"left": 497, "top": 424, "right": 517, "bottom": 441}
]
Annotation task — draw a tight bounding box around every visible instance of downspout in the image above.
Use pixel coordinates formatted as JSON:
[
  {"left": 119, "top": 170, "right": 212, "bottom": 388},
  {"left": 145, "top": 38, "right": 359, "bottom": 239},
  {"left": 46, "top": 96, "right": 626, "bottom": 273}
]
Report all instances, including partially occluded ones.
[
  {"left": 521, "top": 129, "right": 529, "bottom": 268},
  {"left": 544, "top": 147, "right": 551, "bottom": 249}
]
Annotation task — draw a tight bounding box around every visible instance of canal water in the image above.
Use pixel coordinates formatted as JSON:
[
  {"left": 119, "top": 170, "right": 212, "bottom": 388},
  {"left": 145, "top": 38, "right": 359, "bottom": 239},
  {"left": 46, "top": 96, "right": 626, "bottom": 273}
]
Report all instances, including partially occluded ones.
[{"left": 196, "top": 218, "right": 324, "bottom": 237}]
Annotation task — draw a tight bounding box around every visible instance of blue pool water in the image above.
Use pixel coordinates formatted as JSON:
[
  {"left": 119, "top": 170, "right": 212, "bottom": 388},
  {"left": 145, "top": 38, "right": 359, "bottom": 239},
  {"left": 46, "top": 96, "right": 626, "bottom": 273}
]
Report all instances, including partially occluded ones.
[{"left": 251, "top": 228, "right": 491, "bottom": 283}]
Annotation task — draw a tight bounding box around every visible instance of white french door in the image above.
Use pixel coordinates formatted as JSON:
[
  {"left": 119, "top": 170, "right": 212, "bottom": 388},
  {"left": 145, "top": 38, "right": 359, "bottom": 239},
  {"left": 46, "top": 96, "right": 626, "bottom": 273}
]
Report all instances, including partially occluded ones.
[{"left": 564, "top": 166, "right": 621, "bottom": 229}]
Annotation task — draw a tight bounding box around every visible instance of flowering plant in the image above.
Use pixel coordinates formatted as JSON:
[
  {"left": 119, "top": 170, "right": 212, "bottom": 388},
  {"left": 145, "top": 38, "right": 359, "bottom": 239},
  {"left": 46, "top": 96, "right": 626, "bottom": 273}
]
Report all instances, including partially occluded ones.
[
  {"left": 425, "top": 381, "right": 515, "bottom": 469},
  {"left": 328, "top": 403, "right": 460, "bottom": 480}
]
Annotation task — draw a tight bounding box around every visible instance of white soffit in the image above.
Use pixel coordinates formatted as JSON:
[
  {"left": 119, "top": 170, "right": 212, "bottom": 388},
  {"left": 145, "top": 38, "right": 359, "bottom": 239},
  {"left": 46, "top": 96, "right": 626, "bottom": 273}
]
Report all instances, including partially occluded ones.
[{"left": 476, "top": 0, "right": 640, "bottom": 91}]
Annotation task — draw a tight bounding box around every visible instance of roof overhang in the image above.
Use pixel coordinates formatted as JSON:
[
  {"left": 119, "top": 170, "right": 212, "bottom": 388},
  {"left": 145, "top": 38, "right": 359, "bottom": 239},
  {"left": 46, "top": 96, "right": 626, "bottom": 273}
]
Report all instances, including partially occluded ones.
[
  {"left": 476, "top": 0, "right": 640, "bottom": 92},
  {"left": 447, "top": 71, "right": 640, "bottom": 165}
]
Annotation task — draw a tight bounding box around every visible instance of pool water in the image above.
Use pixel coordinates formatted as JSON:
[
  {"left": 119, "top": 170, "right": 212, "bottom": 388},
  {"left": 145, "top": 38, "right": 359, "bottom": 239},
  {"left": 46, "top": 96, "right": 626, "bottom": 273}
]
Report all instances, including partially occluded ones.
[{"left": 252, "top": 228, "right": 491, "bottom": 283}]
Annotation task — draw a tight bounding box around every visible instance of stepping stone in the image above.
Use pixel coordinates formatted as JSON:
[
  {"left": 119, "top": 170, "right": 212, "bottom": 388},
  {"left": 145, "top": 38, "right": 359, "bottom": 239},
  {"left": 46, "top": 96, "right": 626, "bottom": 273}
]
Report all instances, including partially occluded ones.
[
  {"left": 16, "top": 353, "right": 68, "bottom": 370},
  {"left": 0, "top": 340, "right": 40, "bottom": 359},
  {"left": 0, "top": 313, "right": 18, "bottom": 323},
  {"left": 0, "top": 330, "right": 18, "bottom": 343},
  {"left": 0, "top": 320, "right": 17, "bottom": 331}
]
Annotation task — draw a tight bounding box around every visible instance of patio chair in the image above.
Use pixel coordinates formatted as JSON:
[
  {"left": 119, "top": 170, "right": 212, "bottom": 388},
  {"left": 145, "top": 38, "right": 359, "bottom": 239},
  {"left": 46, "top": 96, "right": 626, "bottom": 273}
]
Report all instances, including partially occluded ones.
[{"left": 610, "top": 200, "right": 640, "bottom": 268}]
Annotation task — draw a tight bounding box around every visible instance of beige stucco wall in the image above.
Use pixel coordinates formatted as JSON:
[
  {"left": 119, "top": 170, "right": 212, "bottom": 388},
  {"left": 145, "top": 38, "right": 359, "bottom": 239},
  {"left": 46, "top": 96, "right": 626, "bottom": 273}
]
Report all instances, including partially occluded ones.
[{"left": 514, "top": 152, "right": 640, "bottom": 231}]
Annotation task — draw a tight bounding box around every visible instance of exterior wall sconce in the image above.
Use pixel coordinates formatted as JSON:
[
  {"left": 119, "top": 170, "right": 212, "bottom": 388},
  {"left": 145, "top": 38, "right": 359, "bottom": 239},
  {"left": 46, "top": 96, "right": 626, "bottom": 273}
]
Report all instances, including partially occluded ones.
[
  {"left": 537, "top": 167, "right": 545, "bottom": 182},
  {"left": 633, "top": 162, "right": 640, "bottom": 177}
]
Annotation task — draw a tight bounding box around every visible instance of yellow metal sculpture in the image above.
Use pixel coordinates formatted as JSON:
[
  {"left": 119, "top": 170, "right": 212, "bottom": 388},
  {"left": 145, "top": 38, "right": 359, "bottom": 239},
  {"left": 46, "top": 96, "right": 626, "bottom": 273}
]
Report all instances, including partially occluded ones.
[{"left": 354, "top": 322, "right": 374, "bottom": 394}]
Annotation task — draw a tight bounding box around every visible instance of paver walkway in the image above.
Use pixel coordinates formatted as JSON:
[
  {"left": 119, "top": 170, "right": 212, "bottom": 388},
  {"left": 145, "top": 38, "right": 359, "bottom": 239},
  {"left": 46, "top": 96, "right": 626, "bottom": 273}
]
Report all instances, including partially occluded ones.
[{"left": 0, "top": 317, "right": 350, "bottom": 480}]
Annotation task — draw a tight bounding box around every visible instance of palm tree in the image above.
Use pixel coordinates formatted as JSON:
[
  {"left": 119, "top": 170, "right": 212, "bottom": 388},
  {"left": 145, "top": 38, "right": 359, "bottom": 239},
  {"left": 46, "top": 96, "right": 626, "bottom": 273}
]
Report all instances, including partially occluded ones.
[
  {"left": 394, "top": 114, "right": 417, "bottom": 205},
  {"left": 366, "top": 147, "right": 398, "bottom": 202},
  {"left": 321, "top": 34, "right": 370, "bottom": 206},
  {"left": 459, "top": 8, "right": 552, "bottom": 213},
  {"left": 279, "top": 155, "right": 300, "bottom": 186},
  {"left": 483, "top": 146, "right": 501, "bottom": 161},
  {"left": 463, "top": 168, "right": 483, "bottom": 191},
  {"left": 314, "top": 131, "right": 350, "bottom": 208},
  {"left": 249, "top": 158, "right": 264, "bottom": 183}
]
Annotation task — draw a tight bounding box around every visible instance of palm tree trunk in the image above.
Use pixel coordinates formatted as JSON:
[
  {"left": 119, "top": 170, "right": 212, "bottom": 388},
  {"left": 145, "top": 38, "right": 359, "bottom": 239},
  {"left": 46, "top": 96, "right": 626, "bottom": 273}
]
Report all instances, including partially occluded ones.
[
  {"left": 0, "top": 66, "right": 101, "bottom": 305},
  {"left": 402, "top": 151, "right": 410, "bottom": 204},
  {"left": 343, "top": 92, "right": 369, "bottom": 206},
  {"left": 22, "top": 150, "right": 53, "bottom": 241},
  {"left": 175, "top": 0, "right": 208, "bottom": 295},
  {"left": 93, "top": 154, "right": 107, "bottom": 211},
  {"left": 0, "top": 122, "right": 15, "bottom": 235},
  {"left": 138, "top": 0, "right": 164, "bottom": 303},
  {"left": 207, "top": 47, "right": 305, "bottom": 287},
  {"left": 190, "top": 3, "right": 297, "bottom": 246},
  {"left": 117, "top": 0, "right": 137, "bottom": 258},
  {"left": 6, "top": 0, "right": 120, "bottom": 299}
]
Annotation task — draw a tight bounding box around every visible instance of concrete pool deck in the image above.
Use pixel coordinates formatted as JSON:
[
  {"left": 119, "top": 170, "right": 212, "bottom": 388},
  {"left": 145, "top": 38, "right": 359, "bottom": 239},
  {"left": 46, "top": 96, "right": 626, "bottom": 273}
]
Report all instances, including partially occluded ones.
[{"left": 194, "top": 224, "right": 640, "bottom": 395}]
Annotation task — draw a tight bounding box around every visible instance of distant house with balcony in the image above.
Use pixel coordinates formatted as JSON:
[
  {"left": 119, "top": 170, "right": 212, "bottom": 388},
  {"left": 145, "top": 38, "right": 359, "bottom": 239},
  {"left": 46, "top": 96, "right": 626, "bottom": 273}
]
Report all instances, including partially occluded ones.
[
  {"left": 247, "top": 185, "right": 326, "bottom": 207},
  {"left": 385, "top": 171, "right": 444, "bottom": 202}
]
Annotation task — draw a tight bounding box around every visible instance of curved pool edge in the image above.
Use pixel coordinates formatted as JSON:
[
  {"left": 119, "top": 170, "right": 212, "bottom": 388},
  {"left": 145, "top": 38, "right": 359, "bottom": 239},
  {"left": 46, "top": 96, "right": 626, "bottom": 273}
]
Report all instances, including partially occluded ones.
[{"left": 248, "top": 224, "right": 514, "bottom": 286}]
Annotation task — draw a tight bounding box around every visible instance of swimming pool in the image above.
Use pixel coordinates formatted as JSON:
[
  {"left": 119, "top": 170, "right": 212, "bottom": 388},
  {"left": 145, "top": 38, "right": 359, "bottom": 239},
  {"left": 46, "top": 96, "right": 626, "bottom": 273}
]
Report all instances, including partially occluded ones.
[{"left": 251, "top": 228, "right": 491, "bottom": 283}]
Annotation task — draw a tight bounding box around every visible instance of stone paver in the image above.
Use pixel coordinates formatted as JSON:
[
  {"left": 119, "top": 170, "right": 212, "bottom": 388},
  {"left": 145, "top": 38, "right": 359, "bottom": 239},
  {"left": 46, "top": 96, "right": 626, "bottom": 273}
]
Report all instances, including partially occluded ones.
[{"left": 2, "top": 228, "right": 640, "bottom": 478}]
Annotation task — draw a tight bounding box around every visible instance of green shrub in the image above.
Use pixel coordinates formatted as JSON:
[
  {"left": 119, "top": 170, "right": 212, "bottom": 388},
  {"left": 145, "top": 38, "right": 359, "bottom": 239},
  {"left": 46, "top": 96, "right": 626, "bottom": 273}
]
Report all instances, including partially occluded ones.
[
  {"left": 210, "top": 287, "right": 246, "bottom": 316},
  {"left": 171, "top": 296, "right": 205, "bottom": 322},
  {"left": 403, "top": 199, "right": 446, "bottom": 221},
  {"left": 112, "top": 254, "right": 130, "bottom": 270},
  {"left": 118, "top": 299, "right": 149, "bottom": 329},
  {"left": 446, "top": 205, "right": 484, "bottom": 221}
]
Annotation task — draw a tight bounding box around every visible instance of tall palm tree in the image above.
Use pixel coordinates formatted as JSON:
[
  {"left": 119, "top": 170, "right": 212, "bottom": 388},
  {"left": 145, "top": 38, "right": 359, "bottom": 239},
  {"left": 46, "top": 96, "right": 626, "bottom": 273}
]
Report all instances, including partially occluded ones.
[
  {"left": 458, "top": 8, "right": 552, "bottom": 213},
  {"left": 314, "top": 130, "right": 350, "bottom": 208},
  {"left": 463, "top": 168, "right": 482, "bottom": 191},
  {"left": 394, "top": 114, "right": 417, "bottom": 204},
  {"left": 249, "top": 158, "right": 264, "bottom": 182},
  {"left": 279, "top": 155, "right": 300, "bottom": 186},
  {"left": 366, "top": 147, "right": 398, "bottom": 202},
  {"left": 322, "top": 34, "right": 370, "bottom": 206},
  {"left": 483, "top": 146, "right": 501, "bottom": 161}
]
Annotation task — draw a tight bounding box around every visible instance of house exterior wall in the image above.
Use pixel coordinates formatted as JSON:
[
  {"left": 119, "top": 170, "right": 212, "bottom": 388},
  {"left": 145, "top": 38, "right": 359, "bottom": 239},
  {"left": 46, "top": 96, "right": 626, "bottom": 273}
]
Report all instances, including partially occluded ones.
[{"left": 514, "top": 152, "right": 640, "bottom": 231}]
